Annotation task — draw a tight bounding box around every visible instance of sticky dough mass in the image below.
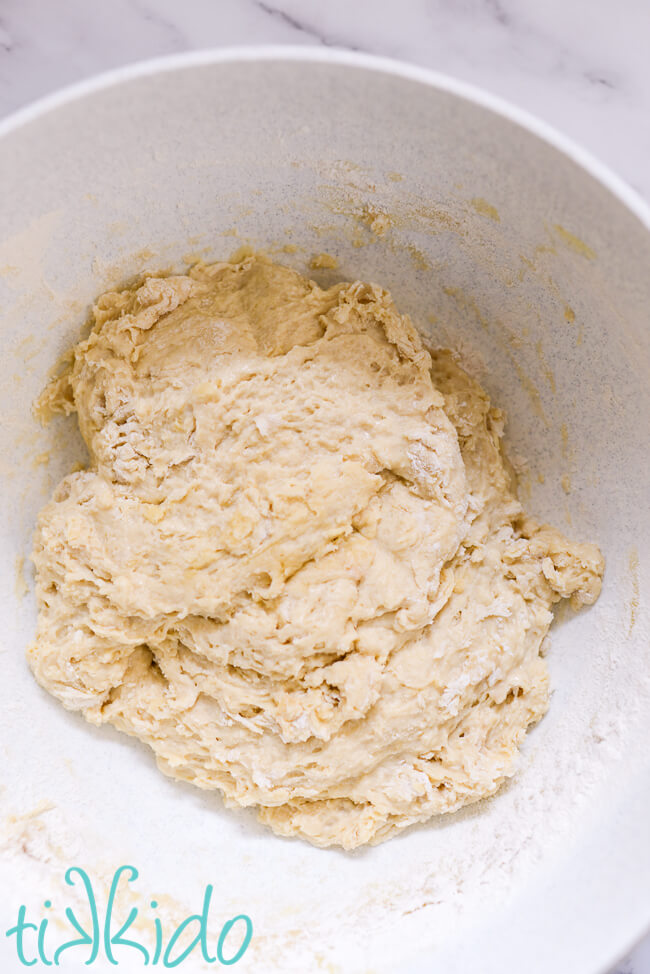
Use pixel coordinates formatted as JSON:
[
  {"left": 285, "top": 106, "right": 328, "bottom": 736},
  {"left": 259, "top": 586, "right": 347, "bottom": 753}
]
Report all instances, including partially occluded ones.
[{"left": 30, "top": 255, "right": 604, "bottom": 849}]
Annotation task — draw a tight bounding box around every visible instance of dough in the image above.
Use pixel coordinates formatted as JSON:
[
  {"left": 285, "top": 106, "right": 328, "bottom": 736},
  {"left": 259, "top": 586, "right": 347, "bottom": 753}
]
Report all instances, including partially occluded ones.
[{"left": 29, "top": 255, "right": 604, "bottom": 849}]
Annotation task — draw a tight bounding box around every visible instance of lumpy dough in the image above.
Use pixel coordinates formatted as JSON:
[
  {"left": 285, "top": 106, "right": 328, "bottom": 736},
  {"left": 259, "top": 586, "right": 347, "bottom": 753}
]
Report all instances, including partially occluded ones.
[{"left": 29, "top": 255, "right": 604, "bottom": 849}]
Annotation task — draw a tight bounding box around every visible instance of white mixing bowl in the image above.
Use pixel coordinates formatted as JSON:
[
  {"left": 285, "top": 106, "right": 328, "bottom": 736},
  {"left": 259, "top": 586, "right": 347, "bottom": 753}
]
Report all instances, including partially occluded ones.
[{"left": 0, "top": 48, "right": 648, "bottom": 974}]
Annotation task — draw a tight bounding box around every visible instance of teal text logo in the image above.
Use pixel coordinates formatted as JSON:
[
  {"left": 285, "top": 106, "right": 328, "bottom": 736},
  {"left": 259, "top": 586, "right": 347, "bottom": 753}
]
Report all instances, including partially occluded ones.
[{"left": 5, "top": 865, "right": 253, "bottom": 967}]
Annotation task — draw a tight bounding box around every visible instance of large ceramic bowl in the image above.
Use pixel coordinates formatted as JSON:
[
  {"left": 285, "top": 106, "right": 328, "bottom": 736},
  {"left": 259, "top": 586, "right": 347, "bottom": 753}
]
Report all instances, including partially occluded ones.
[{"left": 0, "top": 48, "right": 648, "bottom": 974}]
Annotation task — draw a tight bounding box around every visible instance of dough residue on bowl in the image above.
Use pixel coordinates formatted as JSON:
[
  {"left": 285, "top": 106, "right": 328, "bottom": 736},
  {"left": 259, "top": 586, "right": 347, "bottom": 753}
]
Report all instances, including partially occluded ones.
[{"left": 29, "top": 254, "right": 604, "bottom": 849}]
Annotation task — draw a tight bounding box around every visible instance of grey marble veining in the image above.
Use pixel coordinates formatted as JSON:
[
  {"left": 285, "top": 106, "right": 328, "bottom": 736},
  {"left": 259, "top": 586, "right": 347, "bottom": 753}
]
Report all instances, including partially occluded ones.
[
  {"left": 0, "top": 0, "right": 648, "bottom": 200},
  {"left": 0, "top": 2, "right": 648, "bottom": 972}
]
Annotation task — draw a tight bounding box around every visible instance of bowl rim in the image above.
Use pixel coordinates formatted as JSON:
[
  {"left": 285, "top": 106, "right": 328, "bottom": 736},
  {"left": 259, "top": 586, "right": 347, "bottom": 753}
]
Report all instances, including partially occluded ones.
[
  {"left": 0, "top": 44, "right": 649, "bottom": 236},
  {"left": 1, "top": 43, "right": 648, "bottom": 974}
]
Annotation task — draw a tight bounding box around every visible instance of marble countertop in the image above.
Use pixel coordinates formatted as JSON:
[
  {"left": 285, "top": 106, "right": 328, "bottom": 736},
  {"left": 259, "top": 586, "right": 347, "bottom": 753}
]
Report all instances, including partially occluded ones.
[{"left": 0, "top": 1, "right": 648, "bottom": 972}]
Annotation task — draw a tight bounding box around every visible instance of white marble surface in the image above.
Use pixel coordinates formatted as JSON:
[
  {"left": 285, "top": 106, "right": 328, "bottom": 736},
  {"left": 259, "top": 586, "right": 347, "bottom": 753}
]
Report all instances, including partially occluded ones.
[{"left": 0, "top": 1, "right": 648, "bottom": 971}]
